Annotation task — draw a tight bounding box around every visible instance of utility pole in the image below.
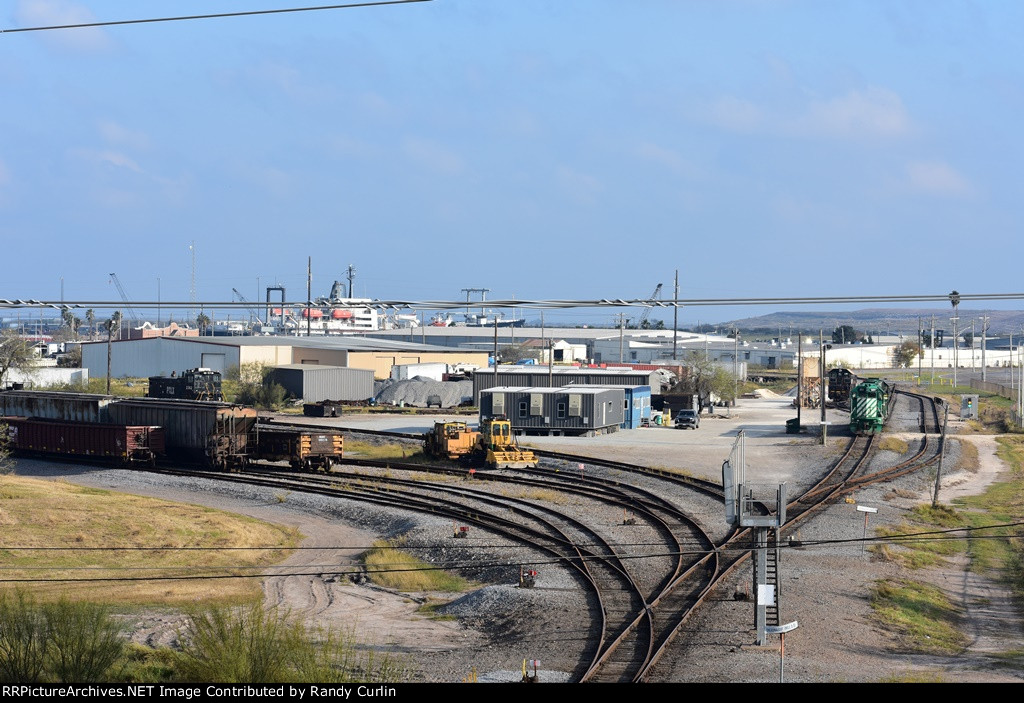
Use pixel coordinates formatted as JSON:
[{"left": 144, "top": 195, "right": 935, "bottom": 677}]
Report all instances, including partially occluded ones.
[
  {"left": 917, "top": 315, "right": 922, "bottom": 386},
  {"left": 493, "top": 317, "right": 499, "bottom": 370},
  {"left": 971, "top": 318, "right": 976, "bottom": 371},
  {"left": 306, "top": 256, "right": 312, "bottom": 337},
  {"left": 932, "top": 399, "right": 949, "bottom": 507},
  {"left": 618, "top": 313, "right": 627, "bottom": 363},
  {"left": 950, "top": 291, "right": 960, "bottom": 389},
  {"left": 733, "top": 328, "right": 739, "bottom": 408},
  {"left": 797, "top": 333, "right": 802, "bottom": 427},
  {"left": 819, "top": 330, "right": 829, "bottom": 446},
  {"left": 930, "top": 314, "right": 936, "bottom": 386},
  {"left": 673, "top": 269, "right": 679, "bottom": 360},
  {"left": 982, "top": 316, "right": 988, "bottom": 382}
]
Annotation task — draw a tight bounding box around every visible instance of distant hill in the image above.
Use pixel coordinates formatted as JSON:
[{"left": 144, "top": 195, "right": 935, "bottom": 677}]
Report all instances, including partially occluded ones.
[{"left": 720, "top": 308, "right": 1024, "bottom": 335}]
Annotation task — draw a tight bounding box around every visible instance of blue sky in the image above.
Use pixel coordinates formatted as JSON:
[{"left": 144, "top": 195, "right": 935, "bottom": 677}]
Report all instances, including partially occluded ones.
[{"left": 2, "top": 1, "right": 1022, "bottom": 326}]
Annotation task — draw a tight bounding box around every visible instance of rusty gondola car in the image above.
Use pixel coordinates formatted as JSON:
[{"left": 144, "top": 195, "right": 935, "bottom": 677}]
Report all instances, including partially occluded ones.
[
  {"left": 2, "top": 417, "right": 165, "bottom": 467},
  {"left": 255, "top": 424, "right": 343, "bottom": 471},
  {"left": 107, "top": 398, "right": 258, "bottom": 470}
]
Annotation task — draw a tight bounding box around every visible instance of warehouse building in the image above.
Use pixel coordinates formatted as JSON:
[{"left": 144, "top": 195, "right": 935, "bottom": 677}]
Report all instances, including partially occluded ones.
[
  {"left": 81, "top": 336, "right": 490, "bottom": 381},
  {"left": 266, "top": 365, "right": 374, "bottom": 403},
  {"left": 479, "top": 386, "right": 625, "bottom": 436}
]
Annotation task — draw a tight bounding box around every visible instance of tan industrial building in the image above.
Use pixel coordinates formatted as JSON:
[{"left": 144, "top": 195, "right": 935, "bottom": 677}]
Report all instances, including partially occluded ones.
[{"left": 82, "top": 336, "right": 490, "bottom": 380}]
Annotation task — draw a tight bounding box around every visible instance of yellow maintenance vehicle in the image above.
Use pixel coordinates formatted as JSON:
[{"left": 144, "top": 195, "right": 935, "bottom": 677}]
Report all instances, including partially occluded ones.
[
  {"left": 423, "top": 421, "right": 479, "bottom": 461},
  {"left": 477, "top": 417, "right": 538, "bottom": 469},
  {"left": 423, "top": 418, "right": 538, "bottom": 469}
]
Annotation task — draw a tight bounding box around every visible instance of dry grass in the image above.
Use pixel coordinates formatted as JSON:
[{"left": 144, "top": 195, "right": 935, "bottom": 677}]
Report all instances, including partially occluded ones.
[
  {"left": 876, "top": 436, "right": 909, "bottom": 454},
  {"left": 361, "top": 540, "right": 470, "bottom": 592},
  {"left": 955, "top": 438, "right": 981, "bottom": 474},
  {"left": 497, "top": 487, "right": 568, "bottom": 504},
  {"left": 344, "top": 440, "right": 424, "bottom": 461},
  {"left": 0, "top": 475, "right": 299, "bottom": 605}
]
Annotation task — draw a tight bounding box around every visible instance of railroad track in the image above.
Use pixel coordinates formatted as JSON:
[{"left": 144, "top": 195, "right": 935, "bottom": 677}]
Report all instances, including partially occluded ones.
[{"left": 251, "top": 401, "right": 947, "bottom": 681}]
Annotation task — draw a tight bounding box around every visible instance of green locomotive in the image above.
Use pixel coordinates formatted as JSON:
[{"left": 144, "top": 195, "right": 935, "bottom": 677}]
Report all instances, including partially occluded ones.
[{"left": 849, "top": 378, "right": 892, "bottom": 435}]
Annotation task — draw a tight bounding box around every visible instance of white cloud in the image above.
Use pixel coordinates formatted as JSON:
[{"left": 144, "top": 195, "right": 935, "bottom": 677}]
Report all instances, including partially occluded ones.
[
  {"left": 71, "top": 148, "right": 143, "bottom": 173},
  {"left": 16, "top": 0, "right": 111, "bottom": 52},
  {"left": 799, "top": 87, "right": 911, "bottom": 138},
  {"left": 905, "top": 160, "right": 973, "bottom": 197},
  {"left": 98, "top": 121, "right": 150, "bottom": 151},
  {"left": 403, "top": 138, "right": 464, "bottom": 175},
  {"left": 702, "top": 96, "right": 764, "bottom": 133},
  {"left": 697, "top": 87, "right": 912, "bottom": 140}
]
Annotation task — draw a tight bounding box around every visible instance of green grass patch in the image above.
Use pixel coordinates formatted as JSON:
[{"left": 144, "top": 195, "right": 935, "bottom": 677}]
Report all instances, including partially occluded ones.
[
  {"left": 362, "top": 540, "right": 470, "bottom": 592},
  {"left": 0, "top": 475, "right": 299, "bottom": 606},
  {"left": 416, "top": 599, "right": 457, "bottom": 621},
  {"left": 873, "top": 504, "right": 967, "bottom": 569},
  {"left": 41, "top": 378, "right": 148, "bottom": 398},
  {"left": 870, "top": 579, "right": 968, "bottom": 654},
  {"left": 877, "top": 670, "right": 947, "bottom": 683},
  {"left": 344, "top": 440, "right": 424, "bottom": 461}
]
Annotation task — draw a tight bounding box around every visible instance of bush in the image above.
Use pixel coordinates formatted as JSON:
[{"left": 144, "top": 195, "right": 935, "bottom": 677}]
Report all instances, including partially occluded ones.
[
  {"left": 0, "top": 592, "right": 124, "bottom": 683},
  {"left": 175, "top": 602, "right": 406, "bottom": 683},
  {"left": 43, "top": 600, "right": 124, "bottom": 683},
  {"left": 0, "top": 592, "right": 49, "bottom": 683}
]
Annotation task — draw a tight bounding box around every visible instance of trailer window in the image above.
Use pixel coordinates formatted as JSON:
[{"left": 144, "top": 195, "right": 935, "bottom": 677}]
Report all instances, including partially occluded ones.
[
  {"left": 518, "top": 401, "right": 528, "bottom": 418},
  {"left": 557, "top": 402, "right": 566, "bottom": 419}
]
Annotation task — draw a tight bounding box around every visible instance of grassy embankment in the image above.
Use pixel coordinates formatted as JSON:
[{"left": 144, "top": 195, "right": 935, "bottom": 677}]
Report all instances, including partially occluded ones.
[
  {"left": 0, "top": 474, "right": 298, "bottom": 605},
  {"left": 870, "top": 435, "right": 1024, "bottom": 660}
]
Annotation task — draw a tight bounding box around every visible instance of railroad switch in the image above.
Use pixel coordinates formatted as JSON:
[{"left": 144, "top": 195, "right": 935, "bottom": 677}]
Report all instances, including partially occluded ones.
[
  {"left": 844, "top": 494, "right": 856, "bottom": 505},
  {"left": 521, "top": 659, "right": 540, "bottom": 683},
  {"left": 622, "top": 509, "right": 637, "bottom": 526},
  {"left": 519, "top": 567, "right": 537, "bottom": 588},
  {"left": 453, "top": 524, "right": 470, "bottom": 539}
]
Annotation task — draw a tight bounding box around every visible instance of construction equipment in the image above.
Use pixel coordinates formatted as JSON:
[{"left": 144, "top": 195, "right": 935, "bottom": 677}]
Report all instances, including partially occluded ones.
[
  {"left": 424, "top": 421, "right": 479, "bottom": 461},
  {"left": 637, "top": 282, "right": 663, "bottom": 328},
  {"left": 231, "top": 288, "right": 263, "bottom": 326},
  {"left": 478, "top": 417, "right": 538, "bottom": 469},
  {"left": 423, "top": 418, "right": 538, "bottom": 469},
  {"left": 109, "top": 273, "right": 142, "bottom": 325}
]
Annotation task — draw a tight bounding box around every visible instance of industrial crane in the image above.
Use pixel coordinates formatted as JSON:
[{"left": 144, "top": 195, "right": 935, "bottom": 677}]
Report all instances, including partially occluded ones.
[
  {"left": 638, "top": 283, "right": 663, "bottom": 328},
  {"left": 232, "top": 288, "right": 263, "bottom": 325},
  {"left": 108, "top": 273, "right": 142, "bottom": 325}
]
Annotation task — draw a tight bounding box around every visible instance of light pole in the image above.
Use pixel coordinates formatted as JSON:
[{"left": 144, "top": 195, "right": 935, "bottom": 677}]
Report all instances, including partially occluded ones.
[{"left": 819, "top": 331, "right": 832, "bottom": 445}]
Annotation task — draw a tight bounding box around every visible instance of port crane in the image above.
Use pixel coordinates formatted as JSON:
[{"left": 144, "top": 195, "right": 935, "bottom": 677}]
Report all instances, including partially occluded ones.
[
  {"left": 232, "top": 288, "right": 263, "bottom": 326},
  {"left": 108, "top": 273, "right": 142, "bottom": 325},
  {"left": 638, "top": 283, "right": 663, "bottom": 328}
]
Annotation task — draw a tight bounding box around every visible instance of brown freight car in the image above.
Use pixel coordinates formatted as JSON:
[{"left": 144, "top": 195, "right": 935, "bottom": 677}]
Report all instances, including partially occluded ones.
[
  {"left": 2, "top": 417, "right": 165, "bottom": 467},
  {"left": 255, "top": 425, "right": 343, "bottom": 471}
]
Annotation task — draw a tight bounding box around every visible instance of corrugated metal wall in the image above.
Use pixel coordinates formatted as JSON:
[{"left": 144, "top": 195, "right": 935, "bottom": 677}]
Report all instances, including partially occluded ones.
[
  {"left": 83, "top": 338, "right": 242, "bottom": 379},
  {"left": 480, "top": 387, "right": 624, "bottom": 431},
  {"left": 268, "top": 366, "right": 374, "bottom": 402}
]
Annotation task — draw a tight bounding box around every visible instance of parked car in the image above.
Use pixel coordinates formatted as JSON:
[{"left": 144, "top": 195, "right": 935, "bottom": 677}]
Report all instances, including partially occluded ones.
[{"left": 674, "top": 409, "right": 700, "bottom": 430}]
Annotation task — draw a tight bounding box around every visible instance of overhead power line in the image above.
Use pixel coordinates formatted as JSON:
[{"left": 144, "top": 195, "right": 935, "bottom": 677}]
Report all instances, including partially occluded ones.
[
  {"left": 0, "top": 0, "right": 432, "bottom": 34},
  {"left": 3, "top": 291, "right": 1024, "bottom": 313}
]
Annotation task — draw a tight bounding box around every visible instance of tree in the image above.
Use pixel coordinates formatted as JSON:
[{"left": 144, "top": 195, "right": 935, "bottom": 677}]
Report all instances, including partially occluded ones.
[
  {"left": 85, "top": 309, "right": 95, "bottom": 337},
  {"left": 893, "top": 341, "right": 921, "bottom": 368},
  {"left": 0, "top": 329, "right": 35, "bottom": 388},
  {"left": 831, "top": 325, "right": 862, "bottom": 345},
  {"left": 674, "top": 351, "right": 736, "bottom": 412},
  {"left": 230, "top": 362, "right": 288, "bottom": 410},
  {"left": 196, "top": 313, "right": 212, "bottom": 335}
]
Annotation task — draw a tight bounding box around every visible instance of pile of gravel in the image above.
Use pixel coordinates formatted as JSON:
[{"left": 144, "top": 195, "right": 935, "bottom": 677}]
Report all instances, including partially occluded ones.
[{"left": 374, "top": 376, "right": 472, "bottom": 408}]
